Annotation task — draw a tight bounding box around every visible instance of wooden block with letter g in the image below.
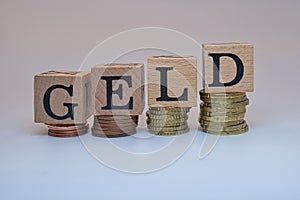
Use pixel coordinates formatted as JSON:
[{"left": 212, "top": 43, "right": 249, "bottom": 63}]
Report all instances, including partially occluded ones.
[
  {"left": 148, "top": 56, "right": 197, "bottom": 107},
  {"left": 34, "top": 70, "right": 91, "bottom": 124},
  {"left": 202, "top": 43, "right": 254, "bottom": 93},
  {"left": 91, "top": 63, "right": 145, "bottom": 115}
]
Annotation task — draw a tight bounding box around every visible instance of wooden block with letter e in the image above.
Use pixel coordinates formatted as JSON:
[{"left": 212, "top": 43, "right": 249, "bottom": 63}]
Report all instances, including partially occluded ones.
[
  {"left": 202, "top": 43, "right": 254, "bottom": 93},
  {"left": 148, "top": 56, "right": 197, "bottom": 107},
  {"left": 91, "top": 63, "right": 144, "bottom": 115},
  {"left": 34, "top": 70, "right": 91, "bottom": 124}
]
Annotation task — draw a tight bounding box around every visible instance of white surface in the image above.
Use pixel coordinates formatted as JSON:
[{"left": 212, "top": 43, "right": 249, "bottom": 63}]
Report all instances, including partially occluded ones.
[
  {"left": 1, "top": 0, "right": 300, "bottom": 199},
  {"left": 1, "top": 114, "right": 300, "bottom": 200}
]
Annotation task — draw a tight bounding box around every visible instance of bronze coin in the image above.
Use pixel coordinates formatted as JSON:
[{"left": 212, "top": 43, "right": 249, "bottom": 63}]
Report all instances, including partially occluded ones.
[
  {"left": 94, "top": 122, "right": 137, "bottom": 129},
  {"left": 47, "top": 123, "right": 89, "bottom": 137},
  {"left": 93, "top": 124, "right": 137, "bottom": 132},
  {"left": 95, "top": 115, "right": 138, "bottom": 120},
  {"left": 48, "top": 128, "right": 88, "bottom": 137},
  {"left": 95, "top": 118, "right": 138, "bottom": 125},
  {"left": 91, "top": 127, "right": 136, "bottom": 138}
]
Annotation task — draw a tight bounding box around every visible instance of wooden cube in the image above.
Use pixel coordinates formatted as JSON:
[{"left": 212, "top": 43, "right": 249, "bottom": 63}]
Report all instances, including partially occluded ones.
[
  {"left": 148, "top": 56, "right": 197, "bottom": 107},
  {"left": 203, "top": 43, "right": 254, "bottom": 93},
  {"left": 34, "top": 70, "right": 91, "bottom": 124},
  {"left": 91, "top": 63, "right": 144, "bottom": 115}
]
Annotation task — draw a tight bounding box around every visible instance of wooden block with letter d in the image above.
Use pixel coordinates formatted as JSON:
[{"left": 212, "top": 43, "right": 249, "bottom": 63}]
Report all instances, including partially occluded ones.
[
  {"left": 147, "top": 56, "right": 197, "bottom": 107},
  {"left": 91, "top": 63, "right": 144, "bottom": 115},
  {"left": 34, "top": 70, "right": 91, "bottom": 124},
  {"left": 202, "top": 43, "right": 254, "bottom": 93}
]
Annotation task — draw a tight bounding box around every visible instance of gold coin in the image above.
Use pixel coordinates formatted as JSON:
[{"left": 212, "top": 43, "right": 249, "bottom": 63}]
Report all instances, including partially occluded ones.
[
  {"left": 199, "top": 119, "right": 244, "bottom": 127},
  {"left": 201, "top": 96, "right": 247, "bottom": 104},
  {"left": 148, "top": 110, "right": 189, "bottom": 115},
  {"left": 201, "top": 121, "right": 247, "bottom": 131},
  {"left": 200, "top": 103, "right": 246, "bottom": 112},
  {"left": 149, "top": 107, "right": 191, "bottom": 112},
  {"left": 202, "top": 125, "right": 248, "bottom": 135},
  {"left": 146, "top": 111, "right": 188, "bottom": 119},
  {"left": 203, "top": 98, "right": 249, "bottom": 108},
  {"left": 148, "top": 117, "right": 188, "bottom": 123},
  {"left": 199, "top": 114, "right": 245, "bottom": 122},
  {"left": 147, "top": 119, "right": 188, "bottom": 127},
  {"left": 149, "top": 128, "right": 190, "bottom": 136},
  {"left": 148, "top": 124, "right": 188, "bottom": 132},
  {"left": 199, "top": 89, "right": 245, "bottom": 98},
  {"left": 147, "top": 119, "right": 187, "bottom": 127},
  {"left": 200, "top": 110, "right": 246, "bottom": 117}
]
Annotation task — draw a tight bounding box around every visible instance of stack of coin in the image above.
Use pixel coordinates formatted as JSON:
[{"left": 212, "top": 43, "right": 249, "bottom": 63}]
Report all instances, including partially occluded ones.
[
  {"left": 46, "top": 123, "right": 89, "bottom": 137},
  {"left": 92, "top": 115, "right": 139, "bottom": 138},
  {"left": 147, "top": 107, "right": 190, "bottom": 136},
  {"left": 199, "top": 89, "right": 249, "bottom": 135}
]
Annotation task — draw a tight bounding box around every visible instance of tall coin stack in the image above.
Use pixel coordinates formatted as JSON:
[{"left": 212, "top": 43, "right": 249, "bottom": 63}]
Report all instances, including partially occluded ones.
[
  {"left": 199, "top": 89, "right": 249, "bottom": 135},
  {"left": 147, "top": 107, "right": 191, "bottom": 136},
  {"left": 92, "top": 115, "right": 139, "bottom": 138}
]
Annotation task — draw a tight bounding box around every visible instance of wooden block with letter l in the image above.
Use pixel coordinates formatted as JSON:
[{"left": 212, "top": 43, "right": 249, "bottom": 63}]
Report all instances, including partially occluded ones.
[
  {"left": 34, "top": 70, "right": 91, "bottom": 124},
  {"left": 91, "top": 63, "right": 145, "bottom": 115},
  {"left": 147, "top": 56, "right": 197, "bottom": 107},
  {"left": 202, "top": 43, "right": 254, "bottom": 93}
]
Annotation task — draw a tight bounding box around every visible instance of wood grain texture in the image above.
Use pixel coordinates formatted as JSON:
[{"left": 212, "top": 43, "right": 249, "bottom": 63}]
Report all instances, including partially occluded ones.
[
  {"left": 203, "top": 43, "right": 254, "bottom": 93},
  {"left": 34, "top": 70, "right": 91, "bottom": 124},
  {"left": 148, "top": 56, "right": 197, "bottom": 107},
  {"left": 91, "top": 63, "right": 145, "bottom": 115}
]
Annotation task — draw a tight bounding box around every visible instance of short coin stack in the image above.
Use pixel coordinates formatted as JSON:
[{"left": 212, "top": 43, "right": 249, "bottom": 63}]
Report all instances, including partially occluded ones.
[
  {"left": 92, "top": 115, "right": 139, "bottom": 138},
  {"left": 147, "top": 107, "right": 190, "bottom": 136},
  {"left": 199, "top": 89, "right": 249, "bottom": 135},
  {"left": 46, "top": 123, "right": 89, "bottom": 137}
]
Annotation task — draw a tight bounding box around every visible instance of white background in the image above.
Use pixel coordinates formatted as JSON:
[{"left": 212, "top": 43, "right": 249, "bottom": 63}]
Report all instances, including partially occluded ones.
[{"left": 1, "top": 0, "right": 300, "bottom": 199}]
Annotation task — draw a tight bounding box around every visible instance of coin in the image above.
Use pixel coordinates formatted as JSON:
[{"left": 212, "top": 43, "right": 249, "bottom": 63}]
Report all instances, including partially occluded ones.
[
  {"left": 93, "top": 115, "right": 139, "bottom": 138},
  {"left": 200, "top": 89, "right": 245, "bottom": 98},
  {"left": 147, "top": 106, "right": 191, "bottom": 136},
  {"left": 200, "top": 110, "right": 246, "bottom": 117},
  {"left": 203, "top": 98, "right": 249, "bottom": 108},
  {"left": 91, "top": 127, "right": 136, "bottom": 138},
  {"left": 96, "top": 115, "right": 138, "bottom": 121},
  {"left": 200, "top": 103, "right": 246, "bottom": 112},
  {"left": 148, "top": 110, "right": 189, "bottom": 115},
  {"left": 147, "top": 117, "right": 188, "bottom": 123},
  {"left": 147, "top": 120, "right": 187, "bottom": 128},
  {"left": 147, "top": 120, "right": 187, "bottom": 127},
  {"left": 200, "top": 96, "right": 247, "bottom": 104},
  {"left": 93, "top": 122, "right": 137, "bottom": 130},
  {"left": 147, "top": 124, "right": 188, "bottom": 132},
  {"left": 149, "top": 128, "right": 190, "bottom": 136},
  {"left": 48, "top": 131, "right": 82, "bottom": 137},
  {"left": 201, "top": 121, "right": 247, "bottom": 131},
  {"left": 93, "top": 126, "right": 137, "bottom": 133},
  {"left": 46, "top": 123, "right": 89, "bottom": 137},
  {"left": 149, "top": 107, "right": 191, "bottom": 112},
  {"left": 146, "top": 111, "right": 188, "bottom": 119},
  {"left": 202, "top": 125, "right": 248, "bottom": 135},
  {"left": 199, "top": 113, "right": 245, "bottom": 122},
  {"left": 199, "top": 119, "right": 244, "bottom": 127},
  {"left": 199, "top": 89, "right": 249, "bottom": 135}
]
